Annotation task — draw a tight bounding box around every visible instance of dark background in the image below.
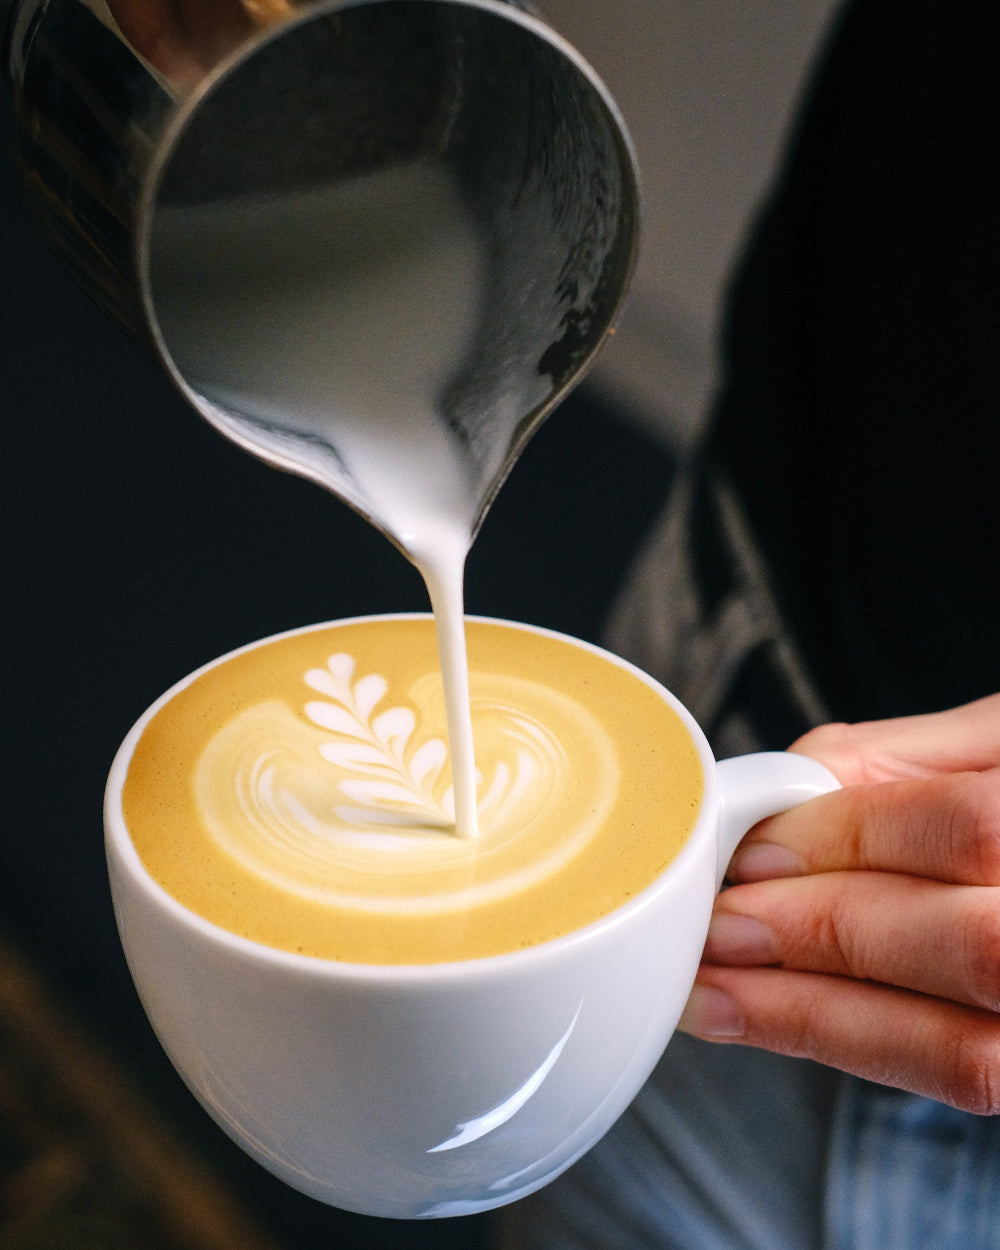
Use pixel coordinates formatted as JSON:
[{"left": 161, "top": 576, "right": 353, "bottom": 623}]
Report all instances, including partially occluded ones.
[{"left": 1, "top": 111, "right": 674, "bottom": 1246}]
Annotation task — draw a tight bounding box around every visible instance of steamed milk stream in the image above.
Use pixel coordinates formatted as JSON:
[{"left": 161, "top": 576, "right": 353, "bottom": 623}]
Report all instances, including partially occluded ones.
[
  {"left": 150, "top": 165, "right": 492, "bottom": 835},
  {"left": 136, "top": 166, "right": 702, "bottom": 960}
]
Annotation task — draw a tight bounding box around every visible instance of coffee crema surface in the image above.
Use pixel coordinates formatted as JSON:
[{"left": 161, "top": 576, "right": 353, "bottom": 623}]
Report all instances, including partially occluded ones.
[{"left": 123, "top": 619, "right": 703, "bottom": 963}]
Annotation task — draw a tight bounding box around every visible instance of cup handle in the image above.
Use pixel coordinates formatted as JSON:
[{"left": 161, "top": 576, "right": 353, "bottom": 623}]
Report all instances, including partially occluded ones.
[{"left": 715, "top": 752, "right": 841, "bottom": 890}]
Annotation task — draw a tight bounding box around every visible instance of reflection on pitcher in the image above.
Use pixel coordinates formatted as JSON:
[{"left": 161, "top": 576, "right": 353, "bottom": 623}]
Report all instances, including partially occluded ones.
[{"left": 105, "top": 0, "right": 295, "bottom": 89}]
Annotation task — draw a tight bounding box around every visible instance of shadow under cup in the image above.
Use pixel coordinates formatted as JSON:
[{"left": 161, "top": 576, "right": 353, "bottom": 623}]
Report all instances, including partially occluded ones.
[{"left": 102, "top": 616, "right": 730, "bottom": 1218}]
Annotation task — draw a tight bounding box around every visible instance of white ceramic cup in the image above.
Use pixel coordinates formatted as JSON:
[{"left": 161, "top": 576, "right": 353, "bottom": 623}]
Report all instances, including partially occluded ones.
[{"left": 104, "top": 618, "right": 839, "bottom": 1219}]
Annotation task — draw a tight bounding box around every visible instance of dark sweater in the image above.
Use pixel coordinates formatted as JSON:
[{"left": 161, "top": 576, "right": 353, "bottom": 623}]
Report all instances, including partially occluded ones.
[{"left": 706, "top": 0, "right": 1000, "bottom": 722}]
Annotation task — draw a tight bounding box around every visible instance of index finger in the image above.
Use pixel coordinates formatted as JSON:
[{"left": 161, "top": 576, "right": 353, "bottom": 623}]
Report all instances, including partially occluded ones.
[
  {"left": 728, "top": 767, "right": 1000, "bottom": 887},
  {"left": 789, "top": 693, "right": 1000, "bottom": 786}
]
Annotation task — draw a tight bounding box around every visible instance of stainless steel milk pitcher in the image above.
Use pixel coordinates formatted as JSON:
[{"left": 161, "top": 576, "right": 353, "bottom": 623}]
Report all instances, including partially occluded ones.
[{"left": 5, "top": 0, "right": 639, "bottom": 541}]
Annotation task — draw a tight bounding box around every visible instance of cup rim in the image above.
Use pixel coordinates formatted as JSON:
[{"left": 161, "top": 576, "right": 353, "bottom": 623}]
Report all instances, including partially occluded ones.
[{"left": 105, "top": 614, "right": 719, "bottom": 982}]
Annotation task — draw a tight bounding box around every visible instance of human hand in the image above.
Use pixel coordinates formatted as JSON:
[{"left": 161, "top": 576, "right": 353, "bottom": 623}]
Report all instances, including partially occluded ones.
[
  {"left": 678, "top": 694, "right": 1000, "bottom": 1114},
  {"left": 106, "top": 0, "right": 292, "bottom": 88}
]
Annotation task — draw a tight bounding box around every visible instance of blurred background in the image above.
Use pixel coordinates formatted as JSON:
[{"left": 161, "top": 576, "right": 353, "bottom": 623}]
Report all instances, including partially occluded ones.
[
  {"left": 540, "top": 0, "right": 838, "bottom": 450},
  {"left": 1, "top": 3, "right": 838, "bottom": 1247}
]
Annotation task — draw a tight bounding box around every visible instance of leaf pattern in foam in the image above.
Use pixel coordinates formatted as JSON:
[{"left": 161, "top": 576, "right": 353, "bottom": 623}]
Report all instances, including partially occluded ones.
[{"left": 304, "top": 653, "right": 451, "bottom": 820}]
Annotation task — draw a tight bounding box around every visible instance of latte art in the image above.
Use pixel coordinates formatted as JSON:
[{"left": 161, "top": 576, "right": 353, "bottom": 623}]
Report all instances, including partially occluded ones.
[
  {"left": 194, "top": 658, "right": 617, "bottom": 914},
  {"left": 123, "top": 618, "right": 702, "bottom": 963}
]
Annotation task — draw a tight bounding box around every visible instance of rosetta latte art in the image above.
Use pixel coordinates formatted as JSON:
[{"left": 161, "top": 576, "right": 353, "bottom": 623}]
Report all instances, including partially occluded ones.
[
  {"left": 194, "top": 652, "right": 620, "bottom": 914},
  {"left": 122, "top": 619, "right": 703, "bottom": 961}
]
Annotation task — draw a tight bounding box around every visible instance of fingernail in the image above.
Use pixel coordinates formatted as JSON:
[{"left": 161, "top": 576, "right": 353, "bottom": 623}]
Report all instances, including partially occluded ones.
[
  {"left": 703, "top": 913, "right": 779, "bottom": 966},
  {"left": 728, "top": 841, "right": 803, "bottom": 882},
  {"left": 678, "top": 985, "right": 745, "bottom": 1038}
]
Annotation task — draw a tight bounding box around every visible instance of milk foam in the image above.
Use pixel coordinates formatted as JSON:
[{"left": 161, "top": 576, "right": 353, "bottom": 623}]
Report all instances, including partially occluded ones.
[
  {"left": 149, "top": 165, "right": 489, "bottom": 542},
  {"left": 149, "top": 164, "right": 501, "bottom": 835},
  {"left": 193, "top": 651, "right": 618, "bottom": 914},
  {"left": 123, "top": 618, "right": 703, "bottom": 962}
]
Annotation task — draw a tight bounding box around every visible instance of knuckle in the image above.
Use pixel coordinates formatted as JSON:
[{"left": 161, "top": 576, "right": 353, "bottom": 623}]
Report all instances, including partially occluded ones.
[
  {"left": 964, "top": 896, "right": 1000, "bottom": 1011},
  {"left": 772, "top": 989, "right": 830, "bottom": 1063},
  {"left": 945, "top": 1020, "right": 1000, "bottom": 1115},
  {"left": 941, "top": 772, "right": 1000, "bottom": 883},
  {"left": 816, "top": 905, "right": 861, "bottom": 980},
  {"left": 792, "top": 722, "right": 862, "bottom": 777}
]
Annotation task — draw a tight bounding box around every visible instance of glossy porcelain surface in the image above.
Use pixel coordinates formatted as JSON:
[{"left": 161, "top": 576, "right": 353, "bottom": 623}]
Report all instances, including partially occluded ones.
[{"left": 104, "top": 618, "right": 837, "bottom": 1218}]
